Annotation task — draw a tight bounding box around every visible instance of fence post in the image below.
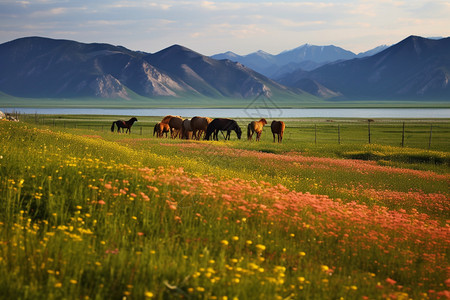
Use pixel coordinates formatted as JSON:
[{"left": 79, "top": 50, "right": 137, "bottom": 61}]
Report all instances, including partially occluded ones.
[
  {"left": 401, "top": 122, "right": 405, "bottom": 147},
  {"left": 368, "top": 120, "right": 371, "bottom": 144},
  {"left": 428, "top": 124, "right": 433, "bottom": 149},
  {"left": 314, "top": 124, "right": 317, "bottom": 144},
  {"left": 140, "top": 126, "right": 143, "bottom": 135},
  {"left": 338, "top": 124, "right": 341, "bottom": 145}
]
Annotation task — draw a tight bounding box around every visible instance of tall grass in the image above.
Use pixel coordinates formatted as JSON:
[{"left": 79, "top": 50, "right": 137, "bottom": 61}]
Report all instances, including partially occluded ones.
[{"left": 0, "top": 121, "right": 449, "bottom": 299}]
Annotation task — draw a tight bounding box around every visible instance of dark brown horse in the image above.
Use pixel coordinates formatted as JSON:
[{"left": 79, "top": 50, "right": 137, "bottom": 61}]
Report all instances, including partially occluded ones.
[
  {"left": 111, "top": 117, "right": 138, "bottom": 133},
  {"left": 181, "top": 119, "right": 193, "bottom": 139},
  {"left": 160, "top": 115, "right": 184, "bottom": 139},
  {"left": 271, "top": 120, "right": 285, "bottom": 143},
  {"left": 191, "top": 116, "right": 213, "bottom": 140},
  {"left": 205, "top": 118, "right": 242, "bottom": 141},
  {"left": 169, "top": 116, "right": 184, "bottom": 138},
  {"left": 153, "top": 122, "right": 170, "bottom": 138},
  {"left": 247, "top": 118, "right": 267, "bottom": 141}
]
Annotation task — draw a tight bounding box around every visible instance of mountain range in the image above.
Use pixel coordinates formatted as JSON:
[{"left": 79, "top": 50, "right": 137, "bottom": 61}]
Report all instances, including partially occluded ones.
[
  {"left": 0, "top": 35, "right": 448, "bottom": 103},
  {"left": 278, "top": 36, "right": 450, "bottom": 100},
  {"left": 0, "top": 37, "right": 306, "bottom": 102},
  {"left": 211, "top": 44, "right": 389, "bottom": 78}
]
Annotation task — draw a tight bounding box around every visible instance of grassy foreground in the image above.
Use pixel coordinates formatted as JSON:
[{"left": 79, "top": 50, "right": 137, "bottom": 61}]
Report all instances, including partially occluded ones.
[{"left": 0, "top": 119, "right": 449, "bottom": 299}]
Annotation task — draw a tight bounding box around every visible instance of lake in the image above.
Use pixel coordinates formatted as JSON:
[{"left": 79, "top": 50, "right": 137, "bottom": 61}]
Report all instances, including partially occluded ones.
[{"left": 1, "top": 107, "right": 450, "bottom": 119}]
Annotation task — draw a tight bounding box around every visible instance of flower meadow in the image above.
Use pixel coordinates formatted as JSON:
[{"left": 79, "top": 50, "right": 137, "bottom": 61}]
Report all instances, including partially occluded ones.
[{"left": 0, "top": 121, "right": 449, "bottom": 299}]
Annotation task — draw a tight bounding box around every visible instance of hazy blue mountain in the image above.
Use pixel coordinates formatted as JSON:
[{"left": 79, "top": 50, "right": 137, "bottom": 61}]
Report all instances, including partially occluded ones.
[
  {"left": 356, "top": 45, "right": 389, "bottom": 57},
  {"left": 278, "top": 36, "right": 450, "bottom": 100},
  {"left": 276, "top": 44, "right": 355, "bottom": 65},
  {"left": 0, "top": 37, "right": 308, "bottom": 100},
  {"left": 212, "top": 44, "right": 387, "bottom": 78}
]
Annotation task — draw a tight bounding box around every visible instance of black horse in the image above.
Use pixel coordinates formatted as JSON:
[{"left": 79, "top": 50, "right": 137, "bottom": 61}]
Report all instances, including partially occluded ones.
[
  {"left": 111, "top": 117, "right": 138, "bottom": 133},
  {"left": 205, "top": 118, "right": 242, "bottom": 141}
]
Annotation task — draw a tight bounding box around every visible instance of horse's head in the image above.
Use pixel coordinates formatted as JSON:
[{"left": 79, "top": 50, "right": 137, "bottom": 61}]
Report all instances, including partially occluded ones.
[
  {"left": 235, "top": 124, "right": 242, "bottom": 140},
  {"left": 260, "top": 118, "right": 268, "bottom": 125},
  {"left": 131, "top": 117, "right": 138, "bottom": 122}
]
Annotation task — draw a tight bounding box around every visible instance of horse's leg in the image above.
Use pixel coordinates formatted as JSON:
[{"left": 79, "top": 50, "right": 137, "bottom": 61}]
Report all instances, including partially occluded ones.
[
  {"left": 214, "top": 130, "right": 218, "bottom": 141},
  {"left": 273, "top": 133, "right": 276, "bottom": 143},
  {"left": 280, "top": 132, "right": 283, "bottom": 143}
]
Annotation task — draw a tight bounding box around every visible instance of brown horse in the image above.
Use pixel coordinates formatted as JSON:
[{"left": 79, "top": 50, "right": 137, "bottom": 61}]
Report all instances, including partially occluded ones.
[
  {"left": 271, "top": 120, "right": 285, "bottom": 143},
  {"left": 247, "top": 118, "right": 267, "bottom": 141},
  {"left": 160, "top": 115, "right": 183, "bottom": 138},
  {"left": 169, "top": 117, "right": 184, "bottom": 138},
  {"left": 111, "top": 117, "right": 138, "bottom": 134},
  {"left": 190, "top": 116, "right": 213, "bottom": 140},
  {"left": 153, "top": 122, "right": 170, "bottom": 138},
  {"left": 181, "top": 119, "right": 193, "bottom": 139}
]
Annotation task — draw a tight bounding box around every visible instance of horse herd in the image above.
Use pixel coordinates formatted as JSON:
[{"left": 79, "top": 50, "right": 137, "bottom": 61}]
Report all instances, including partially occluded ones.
[{"left": 111, "top": 116, "right": 285, "bottom": 143}]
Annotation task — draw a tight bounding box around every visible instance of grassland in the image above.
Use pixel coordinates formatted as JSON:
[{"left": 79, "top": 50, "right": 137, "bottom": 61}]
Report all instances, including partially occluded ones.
[{"left": 0, "top": 116, "right": 449, "bottom": 299}]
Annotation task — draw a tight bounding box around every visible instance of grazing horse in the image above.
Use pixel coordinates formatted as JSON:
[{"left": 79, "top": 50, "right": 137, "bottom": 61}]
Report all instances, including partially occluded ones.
[
  {"left": 191, "top": 116, "right": 213, "bottom": 140},
  {"left": 271, "top": 120, "right": 285, "bottom": 143},
  {"left": 181, "top": 119, "right": 193, "bottom": 139},
  {"left": 247, "top": 118, "right": 267, "bottom": 141},
  {"left": 111, "top": 117, "right": 138, "bottom": 133},
  {"left": 153, "top": 122, "right": 170, "bottom": 138},
  {"left": 160, "top": 115, "right": 183, "bottom": 139},
  {"left": 169, "top": 116, "right": 184, "bottom": 138},
  {"left": 205, "top": 118, "right": 242, "bottom": 141}
]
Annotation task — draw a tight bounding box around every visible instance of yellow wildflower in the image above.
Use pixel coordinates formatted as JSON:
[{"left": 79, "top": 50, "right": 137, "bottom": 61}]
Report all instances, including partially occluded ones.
[
  {"left": 256, "top": 244, "right": 266, "bottom": 251},
  {"left": 145, "top": 291, "right": 154, "bottom": 298}
]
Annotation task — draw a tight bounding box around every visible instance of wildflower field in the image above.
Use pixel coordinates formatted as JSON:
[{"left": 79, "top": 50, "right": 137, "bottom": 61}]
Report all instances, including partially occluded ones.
[{"left": 0, "top": 117, "right": 449, "bottom": 299}]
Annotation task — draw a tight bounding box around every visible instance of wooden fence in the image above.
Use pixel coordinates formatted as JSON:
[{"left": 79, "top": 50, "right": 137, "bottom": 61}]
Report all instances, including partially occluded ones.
[{"left": 16, "top": 114, "right": 450, "bottom": 151}]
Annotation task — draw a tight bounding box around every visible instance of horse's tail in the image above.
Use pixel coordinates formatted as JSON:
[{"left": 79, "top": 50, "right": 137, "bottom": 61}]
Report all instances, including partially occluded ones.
[
  {"left": 153, "top": 124, "right": 158, "bottom": 137},
  {"left": 111, "top": 122, "right": 115, "bottom": 132},
  {"left": 247, "top": 123, "right": 251, "bottom": 140}
]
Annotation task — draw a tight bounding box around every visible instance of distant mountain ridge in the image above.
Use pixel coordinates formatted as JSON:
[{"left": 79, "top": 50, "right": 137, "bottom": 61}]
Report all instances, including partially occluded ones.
[
  {"left": 0, "top": 35, "right": 448, "bottom": 103},
  {"left": 278, "top": 36, "right": 450, "bottom": 100},
  {"left": 0, "top": 37, "right": 307, "bottom": 101},
  {"left": 211, "top": 44, "right": 388, "bottom": 78}
]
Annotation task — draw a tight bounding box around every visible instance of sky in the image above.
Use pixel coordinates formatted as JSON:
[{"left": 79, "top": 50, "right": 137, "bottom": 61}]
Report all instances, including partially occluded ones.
[{"left": 1, "top": 0, "right": 449, "bottom": 56}]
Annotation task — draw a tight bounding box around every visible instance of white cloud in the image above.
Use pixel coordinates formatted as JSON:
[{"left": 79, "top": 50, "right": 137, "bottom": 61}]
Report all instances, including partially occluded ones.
[{"left": 0, "top": 0, "right": 449, "bottom": 55}]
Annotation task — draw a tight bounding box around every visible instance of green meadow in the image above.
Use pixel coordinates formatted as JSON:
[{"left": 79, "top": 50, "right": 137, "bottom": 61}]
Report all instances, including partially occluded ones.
[{"left": 0, "top": 116, "right": 449, "bottom": 299}]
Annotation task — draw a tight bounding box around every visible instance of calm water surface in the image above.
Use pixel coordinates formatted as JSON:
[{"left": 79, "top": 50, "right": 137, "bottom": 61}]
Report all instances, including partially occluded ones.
[{"left": 2, "top": 108, "right": 450, "bottom": 118}]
